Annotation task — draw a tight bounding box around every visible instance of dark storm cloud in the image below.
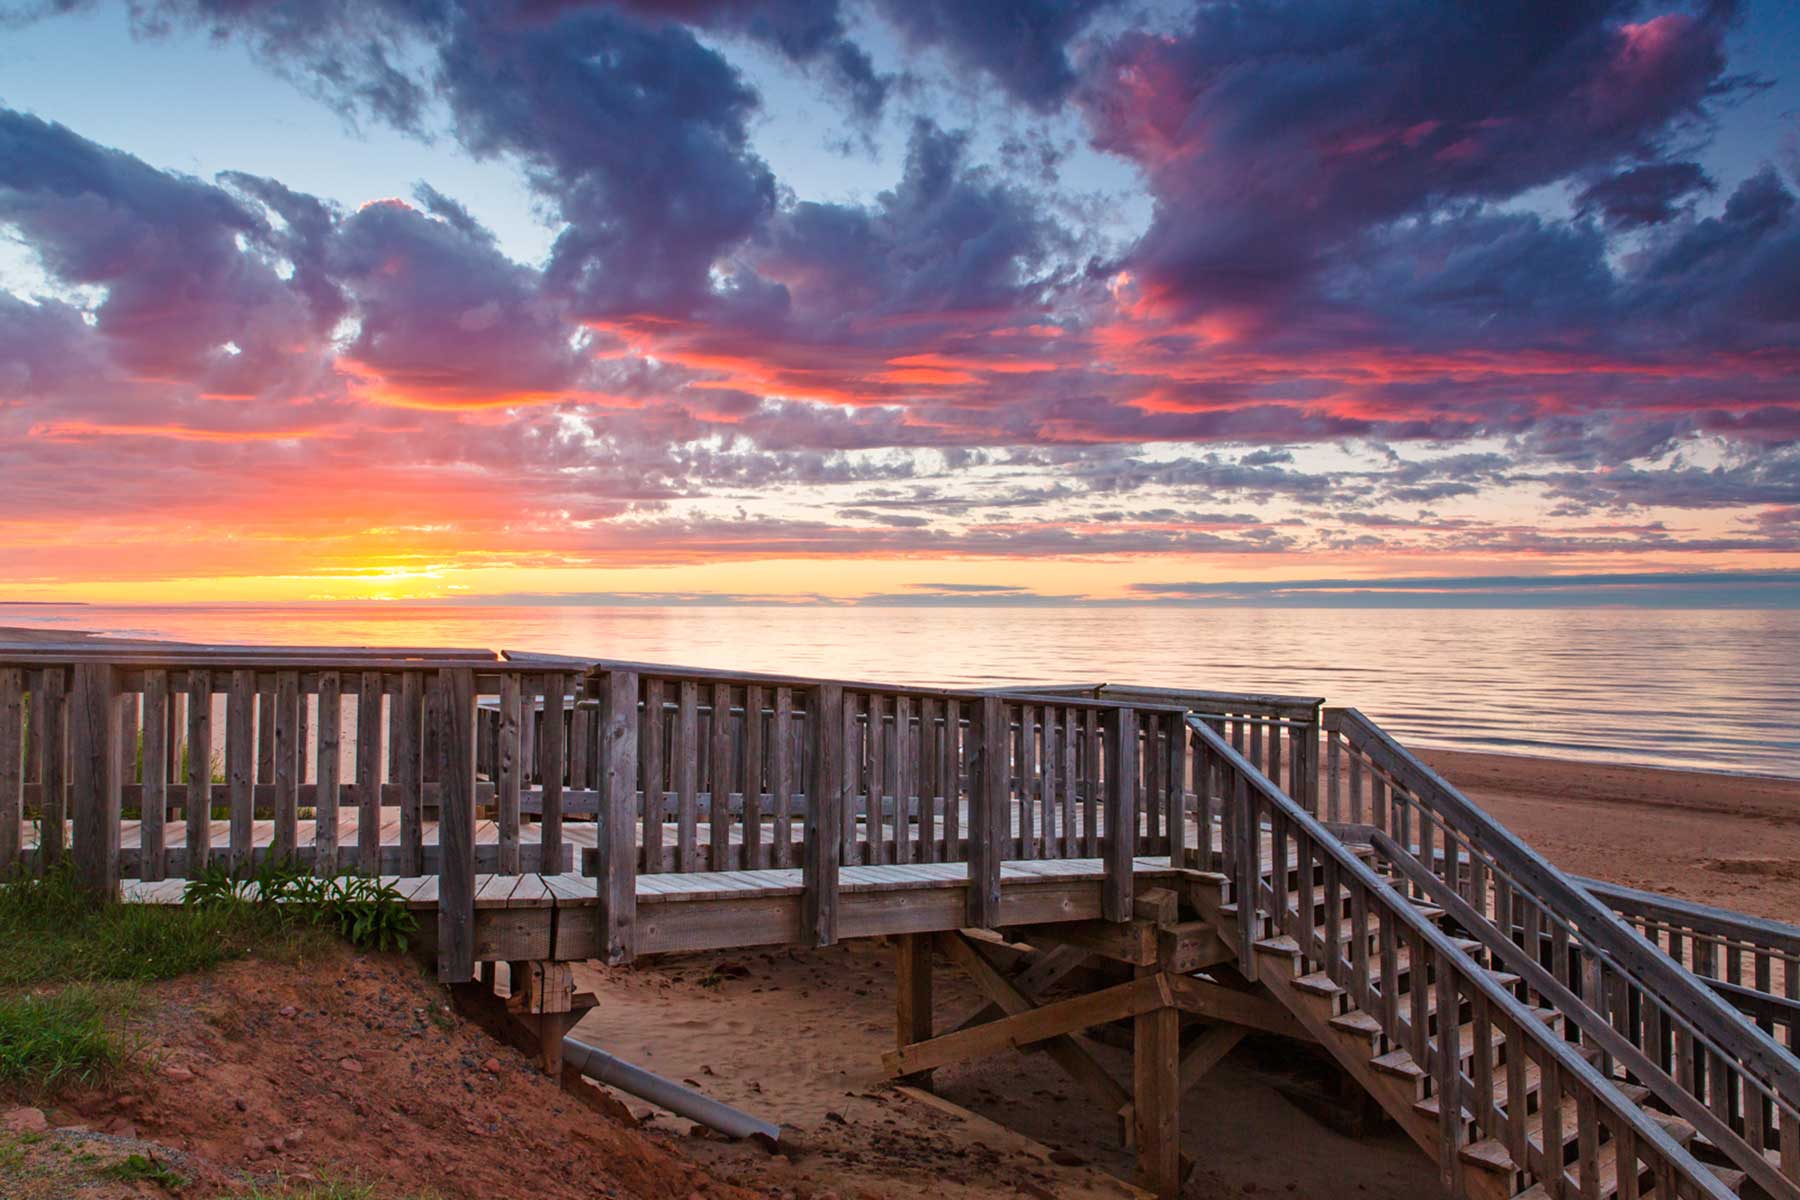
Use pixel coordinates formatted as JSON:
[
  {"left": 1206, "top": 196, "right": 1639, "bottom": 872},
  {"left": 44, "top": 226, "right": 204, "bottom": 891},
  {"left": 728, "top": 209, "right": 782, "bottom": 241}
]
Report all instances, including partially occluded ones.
[
  {"left": 873, "top": 0, "right": 1118, "bottom": 110},
  {"left": 1576, "top": 160, "right": 1716, "bottom": 226}
]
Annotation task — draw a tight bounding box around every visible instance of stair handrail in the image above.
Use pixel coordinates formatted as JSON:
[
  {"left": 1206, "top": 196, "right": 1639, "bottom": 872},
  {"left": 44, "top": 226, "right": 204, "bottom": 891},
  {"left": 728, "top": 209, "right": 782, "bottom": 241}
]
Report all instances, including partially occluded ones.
[
  {"left": 1327, "top": 706, "right": 1800, "bottom": 1194},
  {"left": 1188, "top": 715, "right": 1733, "bottom": 1200}
]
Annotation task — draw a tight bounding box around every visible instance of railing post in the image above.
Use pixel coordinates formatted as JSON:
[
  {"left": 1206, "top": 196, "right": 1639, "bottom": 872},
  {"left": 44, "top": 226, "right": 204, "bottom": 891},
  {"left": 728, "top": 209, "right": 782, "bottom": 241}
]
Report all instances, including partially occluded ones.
[
  {"left": 185, "top": 669, "right": 212, "bottom": 875},
  {"left": 70, "top": 661, "right": 121, "bottom": 899},
  {"left": 1103, "top": 705, "right": 1138, "bottom": 923},
  {"left": 0, "top": 668, "right": 21, "bottom": 876},
  {"left": 596, "top": 669, "right": 639, "bottom": 964},
  {"left": 1164, "top": 711, "right": 1187, "bottom": 868},
  {"left": 805, "top": 683, "right": 843, "bottom": 947},
  {"left": 38, "top": 666, "right": 67, "bottom": 868},
  {"left": 1305, "top": 701, "right": 1324, "bottom": 813},
  {"left": 967, "top": 694, "right": 1006, "bottom": 929},
  {"left": 435, "top": 666, "right": 476, "bottom": 983},
  {"left": 140, "top": 670, "right": 168, "bottom": 883}
]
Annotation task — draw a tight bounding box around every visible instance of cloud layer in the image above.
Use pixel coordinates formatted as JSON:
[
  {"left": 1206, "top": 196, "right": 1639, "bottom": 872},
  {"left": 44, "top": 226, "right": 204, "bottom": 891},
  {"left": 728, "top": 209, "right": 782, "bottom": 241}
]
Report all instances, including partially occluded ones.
[{"left": 0, "top": 0, "right": 1797, "bottom": 597}]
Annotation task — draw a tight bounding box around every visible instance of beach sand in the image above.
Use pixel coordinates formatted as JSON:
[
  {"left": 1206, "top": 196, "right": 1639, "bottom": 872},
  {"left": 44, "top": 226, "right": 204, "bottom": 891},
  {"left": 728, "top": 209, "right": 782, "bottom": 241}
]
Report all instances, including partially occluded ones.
[{"left": 570, "top": 749, "right": 1800, "bottom": 1200}]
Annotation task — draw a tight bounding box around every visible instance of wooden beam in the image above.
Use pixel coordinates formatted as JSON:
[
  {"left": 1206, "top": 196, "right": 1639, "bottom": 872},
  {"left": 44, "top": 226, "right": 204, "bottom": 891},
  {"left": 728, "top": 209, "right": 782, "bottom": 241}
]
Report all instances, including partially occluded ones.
[
  {"left": 885, "top": 971, "right": 1169, "bottom": 1078},
  {"left": 1178, "top": 1024, "right": 1248, "bottom": 1097},
  {"left": 1166, "top": 975, "right": 1312, "bottom": 1041},
  {"left": 1013, "top": 917, "right": 1160, "bottom": 965},
  {"left": 936, "top": 932, "right": 1131, "bottom": 1121},
  {"left": 1133, "top": 964, "right": 1181, "bottom": 1200},
  {"left": 896, "top": 933, "right": 934, "bottom": 1086},
  {"left": 1158, "top": 921, "right": 1233, "bottom": 974},
  {"left": 948, "top": 943, "right": 1089, "bottom": 1035},
  {"left": 1103, "top": 707, "right": 1138, "bottom": 922}
]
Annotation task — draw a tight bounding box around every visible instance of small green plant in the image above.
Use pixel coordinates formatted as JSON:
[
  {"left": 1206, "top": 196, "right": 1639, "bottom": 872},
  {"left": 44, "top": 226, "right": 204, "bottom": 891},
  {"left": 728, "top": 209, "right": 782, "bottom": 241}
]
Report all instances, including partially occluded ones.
[
  {"left": 182, "top": 858, "right": 417, "bottom": 953},
  {"left": 221, "top": 1174, "right": 436, "bottom": 1199},
  {"left": 0, "top": 986, "right": 124, "bottom": 1091},
  {"left": 99, "top": 1152, "right": 185, "bottom": 1189}
]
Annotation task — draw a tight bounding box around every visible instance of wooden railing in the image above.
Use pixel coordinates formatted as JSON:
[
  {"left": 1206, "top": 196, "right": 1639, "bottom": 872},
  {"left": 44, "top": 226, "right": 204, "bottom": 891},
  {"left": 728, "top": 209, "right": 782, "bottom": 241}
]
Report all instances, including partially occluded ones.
[
  {"left": 1194, "top": 714, "right": 1734, "bottom": 1200},
  {"left": 1009, "top": 682, "right": 1323, "bottom": 812},
  {"left": 1325, "top": 707, "right": 1800, "bottom": 1199},
  {"left": 1580, "top": 877, "right": 1800, "bottom": 1055}
]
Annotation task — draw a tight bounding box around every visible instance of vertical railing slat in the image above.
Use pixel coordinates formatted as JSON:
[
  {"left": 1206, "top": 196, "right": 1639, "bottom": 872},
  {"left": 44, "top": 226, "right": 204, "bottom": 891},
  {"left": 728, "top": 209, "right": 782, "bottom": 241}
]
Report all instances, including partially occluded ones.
[
  {"left": 497, "top": 672, "right": 521, "bottom": 875},
  {"left": 0, "top": 668, "right": 23, "bottom": 876},
  {"left": 315, "top": 671, "right": 340, "bottom": 876},
  {"left": 772, "top": 687, "right": 793, "bottom": 868},
  {"left": 38, "top": 667, "right": 67, "bottom": 868},
  {"left": 356, "top": 672, "right": 383, "bottom": 874},
  {"left": 967, "top": 694, "right": 1007, "bottom": 929},
  {"left": 272, "top": 670, "right": 300, "bottom": 861},
  {"left": 710, "top": 683, "right": 732, "bottom": 871},
  {"left": 676, "top": 680, "right": 698, "bottom": 872},
  {"left": 744, "top": 684, "right": 765, "bottom": 869},
  {"left": 435, "top": 666, "right": 476, "bottom": 983},
  {"left": 639, "top": 677, "right": 663, "bottom": 874},
  {"left": 185, "top": 670, "right": 212, "bottom": 875},
  {"left": 140, "top": 670, "right": 168, "bottom": 882},
  {"left": 227, "top": 670, "right": 255, "bottom": 870},
  {"left": 596, "top": 669, "right": 639, "bottom": 963}
]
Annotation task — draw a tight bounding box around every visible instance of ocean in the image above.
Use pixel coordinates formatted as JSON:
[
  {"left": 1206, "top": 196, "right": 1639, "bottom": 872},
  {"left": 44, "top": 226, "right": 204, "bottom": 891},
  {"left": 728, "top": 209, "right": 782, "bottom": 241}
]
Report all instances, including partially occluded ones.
[{"left": 3, "top": 603, "right": 1796, "bottom": 777}]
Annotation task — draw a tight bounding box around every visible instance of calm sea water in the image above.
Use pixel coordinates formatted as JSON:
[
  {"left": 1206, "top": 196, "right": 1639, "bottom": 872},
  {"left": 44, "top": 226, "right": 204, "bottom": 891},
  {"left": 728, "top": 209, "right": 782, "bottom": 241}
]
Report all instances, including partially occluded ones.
[{"left": 4, "top": 603, "right": 1797, "bottom": 778}]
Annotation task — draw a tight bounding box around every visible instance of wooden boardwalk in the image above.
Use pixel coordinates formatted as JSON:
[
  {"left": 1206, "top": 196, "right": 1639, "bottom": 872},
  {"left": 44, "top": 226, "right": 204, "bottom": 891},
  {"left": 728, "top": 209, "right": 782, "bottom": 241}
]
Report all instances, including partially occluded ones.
[{"left": 7, "top": 640, "right": 1798, "bottom": 1200}]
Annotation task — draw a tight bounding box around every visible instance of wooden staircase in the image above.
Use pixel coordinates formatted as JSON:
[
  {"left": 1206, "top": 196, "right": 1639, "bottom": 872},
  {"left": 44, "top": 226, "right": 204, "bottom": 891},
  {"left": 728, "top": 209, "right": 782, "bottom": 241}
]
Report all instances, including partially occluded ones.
[{"left": 1189, "top": 861, "right": 1748, "bottom": 1200}]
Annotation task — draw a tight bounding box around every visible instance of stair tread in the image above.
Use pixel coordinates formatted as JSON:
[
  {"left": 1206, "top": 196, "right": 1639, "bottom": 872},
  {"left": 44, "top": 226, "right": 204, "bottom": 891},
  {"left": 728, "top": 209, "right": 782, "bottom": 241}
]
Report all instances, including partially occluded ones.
[
  {"left": 1370, "top": 1048, "right": 1424, "bottom": 1079},
  {"left": 1329, "top": 1009, "right": 1383, "bottom": 1037},
  {"left": 1293, "top": 971, "right": 1345, "bottom": 997}
]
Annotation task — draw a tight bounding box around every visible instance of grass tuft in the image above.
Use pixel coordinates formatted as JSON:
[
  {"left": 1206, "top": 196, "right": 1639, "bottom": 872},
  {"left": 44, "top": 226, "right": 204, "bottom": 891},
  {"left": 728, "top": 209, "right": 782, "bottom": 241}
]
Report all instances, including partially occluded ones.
[
  {"left": 97, "top": 1152, "right": 185, "bottom": 1189},
  {"left": 0, "top": 986, "right": 124, "bottom": 1090}
]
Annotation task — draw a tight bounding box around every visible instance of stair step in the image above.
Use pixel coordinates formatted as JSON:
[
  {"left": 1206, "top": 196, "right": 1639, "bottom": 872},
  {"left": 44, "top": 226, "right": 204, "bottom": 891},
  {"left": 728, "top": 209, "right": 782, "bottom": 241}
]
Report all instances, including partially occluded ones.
[
  {"left": 1370, "top": 1048, "right": 1424, "bottom": 1080},
  {"left": 1458, "top": 1138, "right": 1515, "bottom": 1174},
  {"left": 1328, "top": 1009, "right": 1384, "bottom": 1041},
  {"left": 1293, "top": 971, "right": 1345, "bottom": 998}
]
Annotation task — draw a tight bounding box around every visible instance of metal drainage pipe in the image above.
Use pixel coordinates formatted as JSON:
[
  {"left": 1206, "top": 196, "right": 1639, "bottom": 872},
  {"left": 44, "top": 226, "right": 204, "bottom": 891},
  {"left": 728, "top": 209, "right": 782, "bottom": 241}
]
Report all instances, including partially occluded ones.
[{"left": 561, "top": 1035, "right": 781, "bottom": 1145}]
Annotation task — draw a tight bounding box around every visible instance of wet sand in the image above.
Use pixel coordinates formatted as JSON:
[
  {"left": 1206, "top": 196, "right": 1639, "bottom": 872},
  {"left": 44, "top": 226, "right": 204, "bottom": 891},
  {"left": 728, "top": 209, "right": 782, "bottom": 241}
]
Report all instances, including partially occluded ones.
[{"left": 573, "top": 750, "right": 1800, "bottom": 1200}]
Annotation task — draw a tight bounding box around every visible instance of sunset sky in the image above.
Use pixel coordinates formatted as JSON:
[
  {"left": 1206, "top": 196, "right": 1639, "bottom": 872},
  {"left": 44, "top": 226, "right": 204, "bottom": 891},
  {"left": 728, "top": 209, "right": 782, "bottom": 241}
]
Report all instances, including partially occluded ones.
[{"left": 2, "top": 0, "right": 1798, "bottom": 606}]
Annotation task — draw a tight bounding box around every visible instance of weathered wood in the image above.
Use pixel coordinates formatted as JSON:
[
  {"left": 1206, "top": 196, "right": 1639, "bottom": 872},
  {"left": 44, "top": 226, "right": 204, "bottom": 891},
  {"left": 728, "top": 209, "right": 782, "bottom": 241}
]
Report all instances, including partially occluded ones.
[
  {"left": 272, "top": 670, "right": 300, "bottom": 859},
  {"left": 968, "top": 695, "right": 1007, "bottom": 929},
  {"left": 865, "top": 692, "right": 885, "bottom": 865},
  {"left": 1134, "top": 964, "right": 1181, "bottom": 1199},
  {"left": 885, "top": 972, "right": 1167, "bottom": 1078},
  {"left": 640, "top": 677, "right": 664, "bottom": 875},
  {"left": 0, "top": 668, "right": 22, "bottom": 874},
  {"left": 393, "top": 672, "right": 424, "bottom": 874},
  {"left": 497, "top": 673, "right": 521, "bottom": 875},
  {"left": 894, "top": 694, "right": 913, "bottom": 865},
  {"left": 896, "top": 932, "right": 934, "bottom": 1086},
  {"left": 1166, "top": 975, "right": 1310, "bottom": 1040},
  {"left": 804, "top": 683, "right": 843, "bottom": 947},
  {"left": 356, "top": 672, "right": 383, "bottom": 873},
  {"left": 675, "top": 679, "right": 698, "bottom": 872},
  {"left": 185, "top": 669, "right": 212, "bottom": 872},
  {"left": 256, "top": 683, "right": 276, "bottom": 785},
  {"left": 436, "top": 667, "right": 477, "bottom": 983},
  {"left": 37, "top": 667, "right": 66, "bottom": 866},
  {"left": 139, "top": 670, "right": 169, "bottom": 881},
  {"left": 935, "top": 931, "right": 1131, "bottom": 1119},
  {"left": 596, "top": 669, "right": 639, "bottom": 964},
  {"left": 1165, "top": 713, "right": 1187, "bottom": 866},
  {"left": 710, "top": 682, "right": 733, "bottom": 869},
  {"left": 1177, "top": 1023, "right": 1247, "bottom": 1096},
  {"left": 314, "top": 672, "right": 340, "bottom": 875},
  {"left": 1103, "top": 707, "right": 1139, "bottom": 923},
  {"left": 226, "top": 670, "right": 255, "bottom": 869},
  {"left": 743, "top": 683, "right": 765, "bottom": 869},
  {"left": 772, "top": 687, "right": 793, "bottom": 868},
  {"left": 70, "top": 662, "right": 121, "bottom": 897}
]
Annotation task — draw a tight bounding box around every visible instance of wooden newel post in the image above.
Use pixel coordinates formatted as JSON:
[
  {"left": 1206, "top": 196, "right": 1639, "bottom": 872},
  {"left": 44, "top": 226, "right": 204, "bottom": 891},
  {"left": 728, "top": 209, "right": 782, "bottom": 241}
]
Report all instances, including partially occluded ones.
[
  {"left": 596, "top": 669, "right": 639, "bottom": 965},
  {"left": 70, "top": 661, "right": 121, "bottom": 899},
  {"left": 804, "top": 683, "right": 843, "bottom": 947},
  {"left": 1103, "top": 706, "right": 1138, "bottom": 923},
  {"left": 436, "top": 667, "right": 476, "bottom": 984},
  {"left": 967, "top": 694, "right": 1006, "bottom": 929}
]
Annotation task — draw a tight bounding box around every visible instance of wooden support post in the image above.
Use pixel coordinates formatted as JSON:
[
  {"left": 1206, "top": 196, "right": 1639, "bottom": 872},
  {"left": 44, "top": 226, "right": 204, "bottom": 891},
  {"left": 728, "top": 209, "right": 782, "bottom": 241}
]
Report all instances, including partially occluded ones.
[
  {"left": 1103, "top": 707, "right": 1139, "bottom": 923},
  {"left": 436, "top": 667, "right": 477, "bottom": 983},
  {"left": 509, "top": 961, "right": 577, "bottom": 1076},
  {"left": 596, "top": 669, "right": 639, "bottom": 964},
  {"left": 356, "top": 672, "right": 383, "bottom": 874},
  {"left": 967, "top": 694, "right": 1007, "bottom": 929},
  {"left": 804, "top": 683, "right": 843, "bottom": 947},
  {"left": 896, "top": 933, "right": 934, "bottom": 1088},
  {"left": 1133, "top": 965, "right": 1181, "bottom": 1200},
  {"left": 70, "top": 662, "right": 121, "bottom": 898},
  {"left": 227, "top": 670, "right": 255, "bottom": 870},
  {"left": 272, "top": 670, "right": 299, "bottom": 860},
  {"left": 497, "top": 672, "right": 522, "bottom": 876}
]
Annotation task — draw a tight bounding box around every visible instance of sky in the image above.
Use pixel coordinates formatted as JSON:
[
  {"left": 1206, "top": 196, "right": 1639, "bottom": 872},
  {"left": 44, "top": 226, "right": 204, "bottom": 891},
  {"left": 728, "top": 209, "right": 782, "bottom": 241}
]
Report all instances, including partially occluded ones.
[{"left": 0, "top": 0, "right": 1798, "bottom": 607}]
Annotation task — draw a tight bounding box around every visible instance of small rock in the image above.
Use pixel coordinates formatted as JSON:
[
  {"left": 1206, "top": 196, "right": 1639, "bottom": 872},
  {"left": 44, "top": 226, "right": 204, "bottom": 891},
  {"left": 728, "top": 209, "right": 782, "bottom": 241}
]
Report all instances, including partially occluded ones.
[
  {"left": 279, "top": 1005, "right": 298, "bottom": 1018},
  {"left": 481, "top": 1057, "right": 501, "bottom": 1074},
  {"left": 161, "top": 1065, "right": 194, "bottom": 1082},
  {"left": 2, "top": 1107, "right": 48, "bottom": 1133},
  {"left": 338, "top": 1057, "right": 363, "bottom": 1073}
]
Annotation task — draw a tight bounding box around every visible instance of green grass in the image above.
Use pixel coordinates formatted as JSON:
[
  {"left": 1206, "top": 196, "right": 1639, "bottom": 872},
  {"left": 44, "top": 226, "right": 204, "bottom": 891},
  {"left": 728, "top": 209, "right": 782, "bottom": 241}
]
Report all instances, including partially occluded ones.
[
  {"left": 0, "top": 987, "right": 124, "bottom": 1091},
  {"left": 0, "top": 868, "right": 325, "bottom": 990},
  {"left": 97, "top": 1152, "right": 184, "bottom": 1189}
]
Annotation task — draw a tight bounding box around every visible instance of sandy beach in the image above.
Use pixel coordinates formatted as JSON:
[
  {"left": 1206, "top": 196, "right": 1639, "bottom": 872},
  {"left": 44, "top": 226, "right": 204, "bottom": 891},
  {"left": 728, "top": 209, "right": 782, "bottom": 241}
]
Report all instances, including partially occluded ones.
[{"left": 570, "top": 749, "right": 1800, "bottom": 1200}]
